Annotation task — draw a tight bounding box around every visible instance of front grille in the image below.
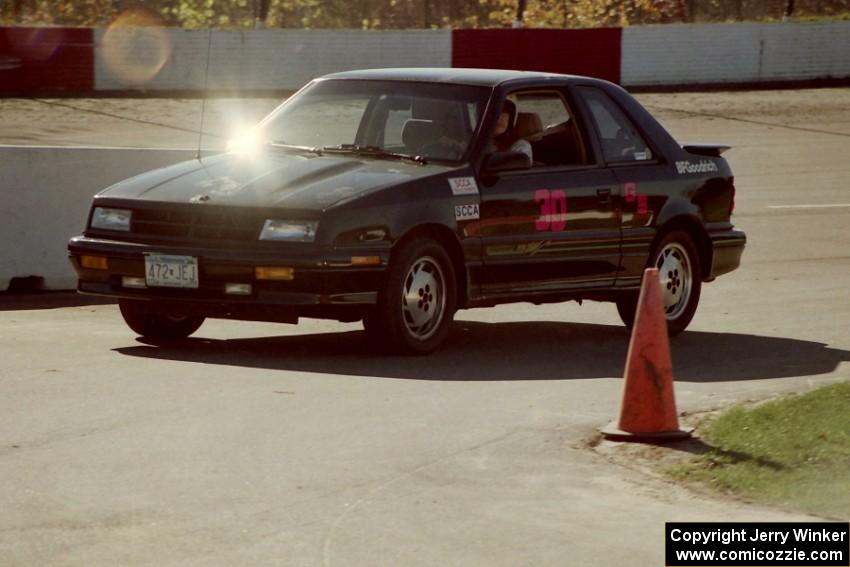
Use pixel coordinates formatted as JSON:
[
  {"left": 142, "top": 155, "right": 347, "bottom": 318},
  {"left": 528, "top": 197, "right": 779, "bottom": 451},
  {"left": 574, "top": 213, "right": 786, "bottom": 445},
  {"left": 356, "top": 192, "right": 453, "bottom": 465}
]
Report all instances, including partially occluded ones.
[{"left": 131, "top": 206, "right": 262, "bottom": 242}]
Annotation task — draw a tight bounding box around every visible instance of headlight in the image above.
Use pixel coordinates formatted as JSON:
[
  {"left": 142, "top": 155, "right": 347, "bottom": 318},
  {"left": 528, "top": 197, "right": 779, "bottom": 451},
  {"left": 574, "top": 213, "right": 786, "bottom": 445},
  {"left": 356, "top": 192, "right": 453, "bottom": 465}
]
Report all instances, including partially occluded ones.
[
  {"left": 259, "top": 219, "right": 318, "bottom": 242},
  {"left": 90, "top": 207, "right": 131, "bottom": 232}
]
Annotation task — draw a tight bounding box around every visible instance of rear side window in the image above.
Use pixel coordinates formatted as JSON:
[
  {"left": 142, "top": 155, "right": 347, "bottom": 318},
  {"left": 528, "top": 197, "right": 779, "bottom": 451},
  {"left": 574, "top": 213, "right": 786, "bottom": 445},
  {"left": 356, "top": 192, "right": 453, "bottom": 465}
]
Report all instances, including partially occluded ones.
[{"left": 578, "top": 87, "right": 652, "bottom": 164}]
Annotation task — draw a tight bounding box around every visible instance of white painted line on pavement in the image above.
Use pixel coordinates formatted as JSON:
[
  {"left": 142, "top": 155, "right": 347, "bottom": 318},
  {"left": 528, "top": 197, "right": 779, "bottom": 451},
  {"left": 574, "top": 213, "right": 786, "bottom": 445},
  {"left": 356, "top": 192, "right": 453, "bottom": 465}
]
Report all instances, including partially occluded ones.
[{"left": 767, "top": 204, "right": 850, "bottom": 209}]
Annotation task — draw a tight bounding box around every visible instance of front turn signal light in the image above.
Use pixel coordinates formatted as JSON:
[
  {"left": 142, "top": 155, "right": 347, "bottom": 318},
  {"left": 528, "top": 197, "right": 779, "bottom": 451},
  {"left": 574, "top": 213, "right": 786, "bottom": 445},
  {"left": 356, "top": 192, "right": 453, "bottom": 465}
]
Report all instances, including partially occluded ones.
[
  {"left": 81, "top": 255, "right": 108, "bottom": 270},
  {"left": 351, "top": 256, "right": 381, "bottom": 266},
  {"left": 255, "top": 266, "right": 295, "bottom": 281}
]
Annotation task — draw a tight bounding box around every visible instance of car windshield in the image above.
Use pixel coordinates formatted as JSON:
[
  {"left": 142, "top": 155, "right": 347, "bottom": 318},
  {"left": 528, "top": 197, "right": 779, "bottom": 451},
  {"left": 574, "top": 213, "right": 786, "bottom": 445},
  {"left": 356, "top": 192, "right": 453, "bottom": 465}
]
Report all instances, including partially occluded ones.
[{"left": 256, "top": 79, "right": 491, "bottom": 163}]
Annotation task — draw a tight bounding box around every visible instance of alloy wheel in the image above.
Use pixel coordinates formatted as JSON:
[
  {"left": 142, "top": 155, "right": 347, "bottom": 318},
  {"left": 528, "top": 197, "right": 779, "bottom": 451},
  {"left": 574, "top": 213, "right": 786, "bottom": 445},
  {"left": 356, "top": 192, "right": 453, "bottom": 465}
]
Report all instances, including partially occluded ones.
[{"left": 401, "top": 256, "right": 446, "bottom": 341}]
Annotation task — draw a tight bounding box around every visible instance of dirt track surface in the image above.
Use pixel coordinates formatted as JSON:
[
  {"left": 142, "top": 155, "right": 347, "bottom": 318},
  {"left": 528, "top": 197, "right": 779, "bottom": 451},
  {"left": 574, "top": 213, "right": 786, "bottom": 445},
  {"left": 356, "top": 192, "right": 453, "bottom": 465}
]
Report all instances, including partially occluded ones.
[
  {"left": 1, "top": 88, "right": 849, "bottom": 566},
  {"left": 0, "top": 97, "right": 281, "bottom": 148},
  {"left": 2, "top": 88, "right": 850, "bottom": 148}
]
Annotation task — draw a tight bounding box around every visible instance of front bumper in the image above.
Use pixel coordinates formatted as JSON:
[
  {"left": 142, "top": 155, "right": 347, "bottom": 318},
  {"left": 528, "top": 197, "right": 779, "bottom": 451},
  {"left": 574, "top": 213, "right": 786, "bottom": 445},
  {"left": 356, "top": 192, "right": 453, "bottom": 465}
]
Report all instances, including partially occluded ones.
[
  {"left": 68, "top": 236, "right": 388, "bottom": 319},
  {"left": 707, "top": 228, "right": 746, "bottom": 280}
]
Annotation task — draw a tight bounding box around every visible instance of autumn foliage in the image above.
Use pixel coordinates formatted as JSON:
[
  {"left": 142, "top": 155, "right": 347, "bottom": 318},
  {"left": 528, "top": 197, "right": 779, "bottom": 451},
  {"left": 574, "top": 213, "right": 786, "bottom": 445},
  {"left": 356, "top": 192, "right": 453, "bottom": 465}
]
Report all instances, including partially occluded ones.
[{"left": 1, "top": 0, "right": 846, "bottom": 29}]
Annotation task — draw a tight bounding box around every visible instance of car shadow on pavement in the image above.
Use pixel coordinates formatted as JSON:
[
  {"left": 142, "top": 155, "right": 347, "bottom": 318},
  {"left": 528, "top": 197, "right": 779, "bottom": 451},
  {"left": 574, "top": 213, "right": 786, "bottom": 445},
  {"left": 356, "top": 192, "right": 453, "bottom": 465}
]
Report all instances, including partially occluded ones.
[
  {"left": 114, "top": 321, "right": 850, "bottom": 383},
  {"left": 0, "top": 291, "right": 115, "bottom": 311}
]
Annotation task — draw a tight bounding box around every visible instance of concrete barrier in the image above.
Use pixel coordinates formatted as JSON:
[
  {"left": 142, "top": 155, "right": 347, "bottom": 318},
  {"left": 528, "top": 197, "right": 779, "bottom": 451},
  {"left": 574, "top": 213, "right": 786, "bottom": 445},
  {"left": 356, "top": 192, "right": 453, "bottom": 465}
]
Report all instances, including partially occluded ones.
[
  {"left": 94, "top": 29, "right": 452, "bottom": 92},
  {"left": 0, "top": 146, "right": 199, "bottom": 290},
  {"left": 4, "top": 22, "right": 849, "bottom": 95},
  {"left": 621, "top": 21, "right": 850, "bottom": 87}
]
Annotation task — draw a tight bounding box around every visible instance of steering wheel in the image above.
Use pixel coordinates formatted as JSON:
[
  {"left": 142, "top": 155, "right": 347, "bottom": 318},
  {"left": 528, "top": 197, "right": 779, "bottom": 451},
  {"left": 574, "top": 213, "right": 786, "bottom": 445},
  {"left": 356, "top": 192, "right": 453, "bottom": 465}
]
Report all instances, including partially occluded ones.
[{"left": 420, "top": 139, "right": 462, "bottom": 159}]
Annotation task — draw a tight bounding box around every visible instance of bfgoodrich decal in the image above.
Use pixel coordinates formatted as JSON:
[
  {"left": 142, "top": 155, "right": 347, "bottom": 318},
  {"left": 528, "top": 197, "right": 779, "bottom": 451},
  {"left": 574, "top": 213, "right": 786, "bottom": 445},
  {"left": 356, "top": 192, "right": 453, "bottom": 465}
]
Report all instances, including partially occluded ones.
[{"left": 675, "top": 160, "right": 719, "bottom": 175}]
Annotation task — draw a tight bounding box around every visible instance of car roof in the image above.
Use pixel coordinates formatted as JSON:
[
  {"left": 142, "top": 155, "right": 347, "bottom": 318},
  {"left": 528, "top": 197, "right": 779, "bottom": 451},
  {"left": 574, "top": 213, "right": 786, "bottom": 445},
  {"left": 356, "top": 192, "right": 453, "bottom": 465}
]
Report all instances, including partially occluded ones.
[{"left": 320, "top": 67, "right": 602, "bottom": 88}]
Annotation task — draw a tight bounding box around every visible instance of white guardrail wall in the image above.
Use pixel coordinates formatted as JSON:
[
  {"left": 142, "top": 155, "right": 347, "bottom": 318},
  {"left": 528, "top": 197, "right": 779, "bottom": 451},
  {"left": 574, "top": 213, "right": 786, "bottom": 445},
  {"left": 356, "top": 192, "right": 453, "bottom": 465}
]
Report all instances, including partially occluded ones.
[
  {"left": 621, "top": 21, "right": 850, "bottom": 86},
  {"left": 94, "top": 29, "right": 453, "bottom": 92},
  {"left": 88, "top": 23, "right": 850, "bottom": 92},
  {"left": 0, "top": 146, "right": 197, "bottom": 290}
]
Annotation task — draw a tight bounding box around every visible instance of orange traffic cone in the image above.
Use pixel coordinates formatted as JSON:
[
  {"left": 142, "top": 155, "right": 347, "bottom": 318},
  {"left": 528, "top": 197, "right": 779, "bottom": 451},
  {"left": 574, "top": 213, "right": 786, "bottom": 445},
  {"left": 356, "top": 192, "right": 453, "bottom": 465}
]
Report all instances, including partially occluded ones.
[{"left": 601, "top": 268, "right": 693, "bottom": 441}]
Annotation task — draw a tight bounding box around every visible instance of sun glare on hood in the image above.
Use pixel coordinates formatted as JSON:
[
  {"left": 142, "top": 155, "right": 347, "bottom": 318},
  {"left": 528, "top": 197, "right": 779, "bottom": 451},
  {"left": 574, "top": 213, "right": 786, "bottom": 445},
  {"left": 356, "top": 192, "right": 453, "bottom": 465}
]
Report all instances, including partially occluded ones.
[{"left": 227, "top": 127, "right": 263, "bottom": 157}]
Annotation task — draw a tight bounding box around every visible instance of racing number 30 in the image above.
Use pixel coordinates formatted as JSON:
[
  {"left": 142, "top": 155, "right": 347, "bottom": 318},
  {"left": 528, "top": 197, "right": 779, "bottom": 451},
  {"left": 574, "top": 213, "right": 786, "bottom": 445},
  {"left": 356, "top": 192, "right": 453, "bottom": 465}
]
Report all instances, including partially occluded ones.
[
  {"left": 624, "top": 182, "right": 648, "bottom": 215},
  {"left": 534, "top": 189, "right": 567, "bottom": 232}
]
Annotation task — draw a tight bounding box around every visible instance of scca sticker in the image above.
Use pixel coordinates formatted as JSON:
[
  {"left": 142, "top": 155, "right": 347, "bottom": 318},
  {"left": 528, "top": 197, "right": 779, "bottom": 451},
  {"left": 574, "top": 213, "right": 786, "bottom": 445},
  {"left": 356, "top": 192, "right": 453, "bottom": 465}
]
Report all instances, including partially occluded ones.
[
  {"left": 455, "top": 203, "right": 480, "bottom": 221},
  {"left": 448, "top": 177, "right": 479, "bottom": 195}
]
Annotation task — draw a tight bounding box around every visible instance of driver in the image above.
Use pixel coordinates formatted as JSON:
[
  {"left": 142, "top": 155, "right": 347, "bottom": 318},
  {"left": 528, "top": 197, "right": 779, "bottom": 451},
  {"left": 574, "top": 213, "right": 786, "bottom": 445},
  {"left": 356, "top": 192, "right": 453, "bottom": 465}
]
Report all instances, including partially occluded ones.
[{"left": 487, "top": 99, "right": 533, "bottom": 162}]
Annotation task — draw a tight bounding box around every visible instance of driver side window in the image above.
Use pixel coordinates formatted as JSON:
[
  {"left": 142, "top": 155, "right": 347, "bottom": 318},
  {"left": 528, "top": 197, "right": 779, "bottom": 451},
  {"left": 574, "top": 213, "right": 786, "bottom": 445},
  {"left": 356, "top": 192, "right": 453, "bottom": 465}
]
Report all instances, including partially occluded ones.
[
  {"left": 578, "top": 87, "right": 652, "bottom": 163},
  {"left": 502, "top": 90, "right": 590, "bottom": 168}
]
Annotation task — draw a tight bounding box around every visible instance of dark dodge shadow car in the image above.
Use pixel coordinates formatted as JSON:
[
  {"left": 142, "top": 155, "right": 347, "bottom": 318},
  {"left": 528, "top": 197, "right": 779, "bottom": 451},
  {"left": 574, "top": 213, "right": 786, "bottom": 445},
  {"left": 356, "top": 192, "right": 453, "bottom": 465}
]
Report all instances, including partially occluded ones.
[{"left": 69, "top": 68, "right": 745, "bottom": 355}]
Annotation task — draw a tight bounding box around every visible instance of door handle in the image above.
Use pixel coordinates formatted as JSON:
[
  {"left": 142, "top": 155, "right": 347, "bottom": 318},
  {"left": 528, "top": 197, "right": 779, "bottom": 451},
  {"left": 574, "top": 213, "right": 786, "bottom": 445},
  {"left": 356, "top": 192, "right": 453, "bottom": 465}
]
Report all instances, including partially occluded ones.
[{"left": 596, "top": 188, "right": 612, "bottom": 204}]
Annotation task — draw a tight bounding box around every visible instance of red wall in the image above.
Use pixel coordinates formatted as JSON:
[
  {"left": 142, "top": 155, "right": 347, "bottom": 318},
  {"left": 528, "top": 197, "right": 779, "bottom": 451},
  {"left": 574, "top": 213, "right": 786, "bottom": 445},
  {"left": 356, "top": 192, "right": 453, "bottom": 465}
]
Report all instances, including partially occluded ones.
[
  {"left": 452, "top": 28, "right": 622, "bottom": 84},
  {"left": 0, "top": 27, "right": 94, "bottom": 94}
]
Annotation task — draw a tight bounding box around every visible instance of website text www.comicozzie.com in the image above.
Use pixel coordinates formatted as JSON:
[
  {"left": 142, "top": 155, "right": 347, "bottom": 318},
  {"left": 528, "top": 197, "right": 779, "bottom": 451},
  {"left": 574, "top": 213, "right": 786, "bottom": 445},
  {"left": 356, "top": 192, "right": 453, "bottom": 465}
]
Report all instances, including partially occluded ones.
[
  {"left": 673, "top": 548, "right": 844, "bottom": 564},
  {"left": 665, "top": 522, "right": 849, "bottom": 567}
]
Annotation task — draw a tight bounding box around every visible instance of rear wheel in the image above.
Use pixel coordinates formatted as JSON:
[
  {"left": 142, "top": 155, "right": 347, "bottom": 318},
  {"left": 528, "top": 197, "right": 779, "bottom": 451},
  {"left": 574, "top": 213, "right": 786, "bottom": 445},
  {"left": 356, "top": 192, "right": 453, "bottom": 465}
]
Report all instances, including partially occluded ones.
[
  {"left": 119, "top": 299, "right": 205, "bottom": 340},
  {"left": 369, "top": 238, "right": 456, "bottom": 355},
  {"left": 616, "top": 230, "right": 701, "bottom": 336}
]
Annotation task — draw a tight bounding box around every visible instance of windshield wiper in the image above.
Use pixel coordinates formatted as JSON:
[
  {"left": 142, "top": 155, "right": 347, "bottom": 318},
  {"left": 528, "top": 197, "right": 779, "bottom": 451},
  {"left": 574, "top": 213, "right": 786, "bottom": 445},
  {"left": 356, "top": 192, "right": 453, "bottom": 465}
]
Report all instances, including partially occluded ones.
[
  {"left": 320, "top": 144, "right": 427, "bottom": 165},
  {"left": 267, "top": 141, "right": 324, "bottom": 155}
]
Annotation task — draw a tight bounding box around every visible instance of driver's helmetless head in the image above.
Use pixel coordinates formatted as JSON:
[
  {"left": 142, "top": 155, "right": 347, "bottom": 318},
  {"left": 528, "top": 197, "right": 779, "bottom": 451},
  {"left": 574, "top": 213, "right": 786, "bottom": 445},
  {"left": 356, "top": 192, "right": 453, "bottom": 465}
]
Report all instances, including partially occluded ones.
[{"left": 495, "top": 99, "right": 517, "bottom": 136}]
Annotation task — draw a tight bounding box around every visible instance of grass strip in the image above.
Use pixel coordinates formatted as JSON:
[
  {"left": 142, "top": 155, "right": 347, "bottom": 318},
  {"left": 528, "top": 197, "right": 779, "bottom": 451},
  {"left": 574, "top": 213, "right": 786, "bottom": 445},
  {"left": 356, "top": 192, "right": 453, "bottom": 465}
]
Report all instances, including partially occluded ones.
[{"left": 670, "top": 382, "right": 850, "bottom": 518}]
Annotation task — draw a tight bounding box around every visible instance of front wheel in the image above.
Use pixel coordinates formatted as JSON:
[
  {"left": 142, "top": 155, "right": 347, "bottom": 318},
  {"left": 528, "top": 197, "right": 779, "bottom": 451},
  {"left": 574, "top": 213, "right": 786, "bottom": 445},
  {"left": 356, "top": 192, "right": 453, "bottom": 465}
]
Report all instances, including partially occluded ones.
[
  {"left": 370, "top": 238, "right": 456, "bottom": 355},
  {"left": 119, "top": 299, "right": 205, "bottom": 340},
  {"left": 616, "top": 230, "right": 702, "bottom": 336}
]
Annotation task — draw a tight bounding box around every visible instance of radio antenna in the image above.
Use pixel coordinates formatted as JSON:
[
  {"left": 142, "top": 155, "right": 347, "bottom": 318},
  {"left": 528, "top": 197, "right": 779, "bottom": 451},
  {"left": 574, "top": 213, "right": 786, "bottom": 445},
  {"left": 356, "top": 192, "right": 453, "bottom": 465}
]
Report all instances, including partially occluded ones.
[{"left": 196, "top": 28, "right": 213, "bottom": 160}]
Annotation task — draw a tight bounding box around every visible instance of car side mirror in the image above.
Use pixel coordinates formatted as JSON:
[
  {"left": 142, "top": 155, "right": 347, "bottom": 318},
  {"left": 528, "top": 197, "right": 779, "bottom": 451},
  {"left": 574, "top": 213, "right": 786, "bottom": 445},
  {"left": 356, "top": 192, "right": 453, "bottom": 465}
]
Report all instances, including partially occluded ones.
[{"left": 483, "top": 151, "right": 531, "bottom": 174}]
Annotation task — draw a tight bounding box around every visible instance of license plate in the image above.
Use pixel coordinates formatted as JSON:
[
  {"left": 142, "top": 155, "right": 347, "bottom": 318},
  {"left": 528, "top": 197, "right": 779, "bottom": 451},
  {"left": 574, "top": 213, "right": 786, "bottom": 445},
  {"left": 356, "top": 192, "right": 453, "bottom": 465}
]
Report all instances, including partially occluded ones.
[{"left": 144, "top": 254, "right": 199, "bottom": 289}]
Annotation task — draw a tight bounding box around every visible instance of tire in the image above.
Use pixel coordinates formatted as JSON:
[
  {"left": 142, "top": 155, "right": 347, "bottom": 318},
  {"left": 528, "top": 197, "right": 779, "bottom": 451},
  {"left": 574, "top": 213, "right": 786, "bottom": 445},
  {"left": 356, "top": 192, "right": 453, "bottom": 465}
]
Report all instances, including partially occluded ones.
[
  {"left": 361, "top": 310, "right": 386, "bottom": 347},
  {"left": 371, "top": 238, "right": 456, "bottom": 355},
  {"left": 615, "top": 291, "right": 639, "bottom": 330},
  {"left": 118, "top": 299, "right": 205, "bottom": 340},
  {"left": 616, "top": 230, "right": 701, "bottom": 337}
]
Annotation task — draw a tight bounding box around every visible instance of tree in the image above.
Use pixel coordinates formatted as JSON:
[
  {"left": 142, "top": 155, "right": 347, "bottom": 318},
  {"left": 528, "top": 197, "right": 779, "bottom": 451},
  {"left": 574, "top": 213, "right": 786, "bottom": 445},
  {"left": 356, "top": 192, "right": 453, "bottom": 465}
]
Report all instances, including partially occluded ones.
[{"left": 0, "top": 0, "right": 845, "bottom": 29}]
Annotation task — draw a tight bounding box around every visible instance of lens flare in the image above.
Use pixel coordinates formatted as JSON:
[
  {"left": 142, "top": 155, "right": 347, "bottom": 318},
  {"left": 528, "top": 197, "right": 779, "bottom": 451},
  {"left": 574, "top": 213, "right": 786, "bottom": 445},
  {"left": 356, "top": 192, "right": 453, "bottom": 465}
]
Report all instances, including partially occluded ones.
[
  {"left": 6, "top": 27, "right": 64, "bottom": 62},
  {"left": 101, "top": 9, "right": 171, "bottom": 86},
  {"left": 227, "top": 127, "right": 263, "bottom": 157}
]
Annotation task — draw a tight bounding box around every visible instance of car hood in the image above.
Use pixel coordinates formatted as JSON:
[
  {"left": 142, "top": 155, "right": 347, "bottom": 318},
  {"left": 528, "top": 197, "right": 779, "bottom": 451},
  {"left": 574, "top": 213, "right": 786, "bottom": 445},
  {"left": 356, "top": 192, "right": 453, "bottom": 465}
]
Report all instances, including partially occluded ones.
[{"left": 100, "top": 152, "right": 453, "bottom": 211}]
